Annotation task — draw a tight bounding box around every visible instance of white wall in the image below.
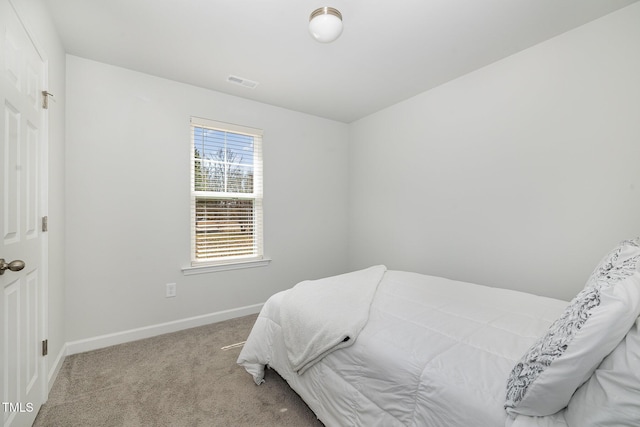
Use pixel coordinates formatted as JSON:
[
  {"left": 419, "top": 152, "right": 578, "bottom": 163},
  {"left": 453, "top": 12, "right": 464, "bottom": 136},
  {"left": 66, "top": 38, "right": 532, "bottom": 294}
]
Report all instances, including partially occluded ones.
[
  {"left": 59, "top": 2, "right": 640, "bottom": 345},
  {"left": 65, "top": 56, "right": 349, "bottom": 342},
  {"left": 348, "top": 4, "right": 640, "bottom": 301},
  {"left": 11, "top": 0, "right": 67, "bottom": 385}
]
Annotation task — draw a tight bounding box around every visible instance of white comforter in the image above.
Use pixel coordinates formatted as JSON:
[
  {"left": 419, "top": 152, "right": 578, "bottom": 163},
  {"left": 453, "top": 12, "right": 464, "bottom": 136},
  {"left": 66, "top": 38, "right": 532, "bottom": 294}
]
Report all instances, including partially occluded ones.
[
  {"left": 281, "top": 265, "right": 386, "bottom": 374},
  {"left": 238, "top": 270, "right": 570, "bottom": 427}
]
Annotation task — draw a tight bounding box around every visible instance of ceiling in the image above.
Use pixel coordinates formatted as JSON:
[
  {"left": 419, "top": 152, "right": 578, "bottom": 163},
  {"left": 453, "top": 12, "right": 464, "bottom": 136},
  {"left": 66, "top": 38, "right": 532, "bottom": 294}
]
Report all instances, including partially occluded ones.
[{"left": 45, "top": 0, "right": 638, "bottom": 123}]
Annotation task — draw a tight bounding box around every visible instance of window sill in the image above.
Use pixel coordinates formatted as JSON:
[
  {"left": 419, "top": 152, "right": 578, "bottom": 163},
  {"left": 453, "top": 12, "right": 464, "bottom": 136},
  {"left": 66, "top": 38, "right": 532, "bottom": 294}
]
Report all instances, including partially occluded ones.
[{"left": 182, "top": 258, "right": 272, "bottom": 275}]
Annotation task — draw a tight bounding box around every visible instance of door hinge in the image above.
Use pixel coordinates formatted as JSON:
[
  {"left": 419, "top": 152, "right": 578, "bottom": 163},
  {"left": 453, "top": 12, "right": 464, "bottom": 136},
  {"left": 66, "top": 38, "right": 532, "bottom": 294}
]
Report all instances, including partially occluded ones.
[
  {"left": 42, "top": 91, "right": 54, "bottom": 109},
  {"left": 42, "top": 216, "right": 48, "bottom": 232},
  {"left": 42, "top": 339, "right": 48, "bottom": 356}
]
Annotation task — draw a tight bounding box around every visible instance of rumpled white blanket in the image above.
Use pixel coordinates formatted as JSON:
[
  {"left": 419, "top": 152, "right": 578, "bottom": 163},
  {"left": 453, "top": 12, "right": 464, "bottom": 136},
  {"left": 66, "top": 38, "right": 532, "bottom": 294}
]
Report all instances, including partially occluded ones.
[{"left": 280, "top": 265, "right": 387, "bottom": 374}]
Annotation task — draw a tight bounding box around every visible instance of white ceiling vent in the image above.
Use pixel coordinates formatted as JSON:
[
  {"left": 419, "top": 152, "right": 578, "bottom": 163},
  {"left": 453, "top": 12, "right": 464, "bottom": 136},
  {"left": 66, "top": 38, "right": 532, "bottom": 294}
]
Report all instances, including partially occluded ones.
[{"left": 227, "top": 75, "right": 259, "bottom": 89}]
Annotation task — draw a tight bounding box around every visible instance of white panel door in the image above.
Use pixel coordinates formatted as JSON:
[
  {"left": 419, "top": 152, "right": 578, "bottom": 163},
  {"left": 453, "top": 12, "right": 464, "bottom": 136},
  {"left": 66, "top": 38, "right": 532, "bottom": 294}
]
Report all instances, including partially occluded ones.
[{"left": 0, "top": 1, "right": 46, "bottom": 426}]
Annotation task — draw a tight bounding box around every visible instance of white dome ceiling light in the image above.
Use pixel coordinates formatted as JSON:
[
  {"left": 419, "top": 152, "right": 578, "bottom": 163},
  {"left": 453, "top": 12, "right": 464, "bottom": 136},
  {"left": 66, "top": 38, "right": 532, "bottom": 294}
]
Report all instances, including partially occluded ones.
[{"left": 309, "top": 7, "right": 343, "bottom": 43}]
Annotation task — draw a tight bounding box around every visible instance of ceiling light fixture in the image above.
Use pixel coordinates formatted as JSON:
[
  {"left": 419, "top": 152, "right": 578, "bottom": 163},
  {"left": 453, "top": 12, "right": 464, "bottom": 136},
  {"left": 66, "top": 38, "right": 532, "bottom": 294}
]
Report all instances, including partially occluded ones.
[{"left": 309, "top": 7, "right": 343, "bottom": 43}]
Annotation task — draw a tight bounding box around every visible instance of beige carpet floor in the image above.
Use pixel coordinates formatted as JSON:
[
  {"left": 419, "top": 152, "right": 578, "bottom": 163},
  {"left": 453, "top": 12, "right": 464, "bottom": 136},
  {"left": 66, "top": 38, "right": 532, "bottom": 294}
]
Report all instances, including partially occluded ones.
[{"left": 33, "top": 314, "right": 324, "bottom": 426}]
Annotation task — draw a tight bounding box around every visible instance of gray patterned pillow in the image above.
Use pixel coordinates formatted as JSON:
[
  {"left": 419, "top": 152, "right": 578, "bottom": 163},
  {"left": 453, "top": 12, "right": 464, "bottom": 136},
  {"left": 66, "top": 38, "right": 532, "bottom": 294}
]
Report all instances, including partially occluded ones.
[
  {"left": 586, "top": 238, "right": 640, "bottom": 287},
  {"left": 505, "top": 238, "right": 640, "bottom": 417}
]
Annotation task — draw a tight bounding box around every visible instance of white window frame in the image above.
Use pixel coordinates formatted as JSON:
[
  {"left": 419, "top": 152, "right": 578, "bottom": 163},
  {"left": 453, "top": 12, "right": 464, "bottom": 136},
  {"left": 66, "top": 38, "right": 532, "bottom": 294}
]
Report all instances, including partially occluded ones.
[{"left": 184, "top": 117, "right": 269, "bottom": 274}]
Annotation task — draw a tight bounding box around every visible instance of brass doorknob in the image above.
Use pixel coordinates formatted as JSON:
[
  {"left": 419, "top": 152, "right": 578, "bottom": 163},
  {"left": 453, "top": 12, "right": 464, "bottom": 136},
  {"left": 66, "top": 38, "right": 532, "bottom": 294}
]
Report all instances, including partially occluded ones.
[{"left": 0, "top": 259, "right": 25, "bottom": 275}]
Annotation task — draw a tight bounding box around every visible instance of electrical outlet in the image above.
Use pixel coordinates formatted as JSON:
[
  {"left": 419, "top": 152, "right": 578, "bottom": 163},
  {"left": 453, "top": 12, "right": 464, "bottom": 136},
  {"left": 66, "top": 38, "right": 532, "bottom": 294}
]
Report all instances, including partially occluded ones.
[{"left": 166, "top": 283, "right": 177, "bottom": 298}]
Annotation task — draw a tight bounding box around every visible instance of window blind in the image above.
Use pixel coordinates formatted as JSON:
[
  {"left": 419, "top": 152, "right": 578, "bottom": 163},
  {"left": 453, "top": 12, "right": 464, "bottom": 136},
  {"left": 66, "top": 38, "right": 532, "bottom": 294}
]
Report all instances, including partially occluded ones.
[{"left": 190, "top": 117, "right": 263, "bottom": 264}]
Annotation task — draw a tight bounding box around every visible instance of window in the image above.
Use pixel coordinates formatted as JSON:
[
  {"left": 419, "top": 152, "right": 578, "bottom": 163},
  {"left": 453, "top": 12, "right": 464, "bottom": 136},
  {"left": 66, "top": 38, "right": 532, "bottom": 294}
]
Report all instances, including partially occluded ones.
[{"left": 190, "top": 117, "right": 264, "bottom": 268}]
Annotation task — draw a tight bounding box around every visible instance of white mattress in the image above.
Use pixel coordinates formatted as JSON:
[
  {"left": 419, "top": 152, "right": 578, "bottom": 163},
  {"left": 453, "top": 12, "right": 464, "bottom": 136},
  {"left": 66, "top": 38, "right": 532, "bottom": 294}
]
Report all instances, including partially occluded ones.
[{"left": 238, "top": 270, "right": 570, "bottom": 427}]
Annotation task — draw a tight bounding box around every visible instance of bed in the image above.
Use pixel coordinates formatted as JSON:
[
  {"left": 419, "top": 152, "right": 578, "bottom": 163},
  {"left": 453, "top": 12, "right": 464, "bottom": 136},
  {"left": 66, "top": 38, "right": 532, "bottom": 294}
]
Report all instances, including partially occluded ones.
[{"left": 237, "top": 239, "right": 640, "bottom": 427}]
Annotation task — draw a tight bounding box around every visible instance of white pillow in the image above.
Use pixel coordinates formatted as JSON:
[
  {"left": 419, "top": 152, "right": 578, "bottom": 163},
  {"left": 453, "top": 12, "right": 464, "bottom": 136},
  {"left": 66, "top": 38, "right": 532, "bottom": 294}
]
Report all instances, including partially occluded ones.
[
  {"left": 505, "top": 238, "right": 640, "bottom": 417},
  {"left": 565, "top": 317, "right": 640, "bottom": 426}
]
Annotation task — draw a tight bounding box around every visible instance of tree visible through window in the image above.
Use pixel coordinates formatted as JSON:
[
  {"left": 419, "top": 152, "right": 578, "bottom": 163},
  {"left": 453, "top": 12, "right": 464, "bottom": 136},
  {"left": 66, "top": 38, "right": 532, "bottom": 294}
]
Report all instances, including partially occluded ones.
[{"left": 190, "top": 117, "right": 263, "bottom": 264}]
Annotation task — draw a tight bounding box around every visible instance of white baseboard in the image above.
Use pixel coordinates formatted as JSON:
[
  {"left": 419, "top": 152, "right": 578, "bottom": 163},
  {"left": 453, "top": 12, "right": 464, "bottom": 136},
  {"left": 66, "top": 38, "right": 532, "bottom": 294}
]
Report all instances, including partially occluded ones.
[
  {"left": 47, "top": 343, "right": 67, "bottom": 392},
  {"left": 65, "top": 303, "right": 263, "bottom": 356}
]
